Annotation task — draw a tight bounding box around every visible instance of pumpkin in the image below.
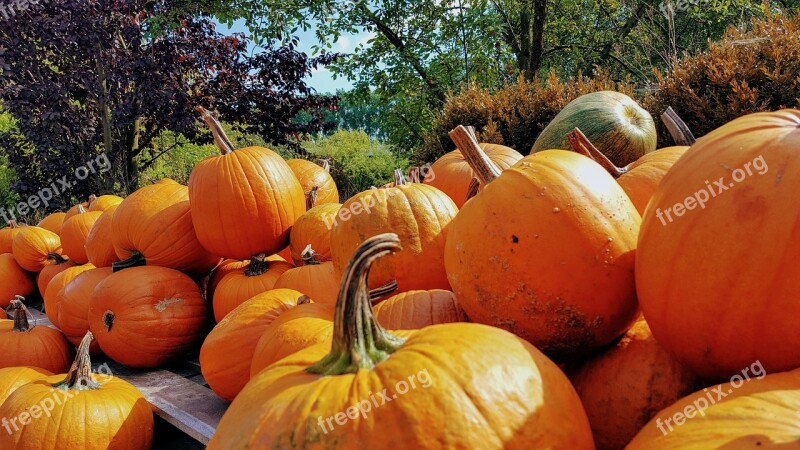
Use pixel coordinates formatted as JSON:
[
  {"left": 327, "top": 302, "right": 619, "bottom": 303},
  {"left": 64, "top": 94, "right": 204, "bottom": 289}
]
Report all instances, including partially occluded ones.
[
  {"left": 445, "top": 126, "right": 640, "bottom": 359},
  {"left": 628, "top": 367, "right": 800, "bottom": 449},
  {"left": 273, "top": 245, "right": 339, "bottom": 305},
  {"left": 273, "top": 246, "right": 294, "bottom": 265},
  {"left": 212, "top": 255, "right": 293, "bottom": 322},
  {"left": 11, "top": 226, "right": 63, "bottom": 272},
  {"left": 43, "top": 263, "right": 94, "bottom": 328},
  {"left": 568, "top": 128, "right": 689, "bottom": 215},
  {"left": 330, "top": 175, "right": 457, "bottom": 293},
  {"left": 637, "top": 109, "right": 800, "bottom": 381},
  {"left": 85, "top": 203, "right": 120, "bottom": 267},
  {"left": 0, "top": 332, "right": 154, "bottom": 450},
  {"left": 88, "top": 266, "right": 207, "bottom": 368},
  {"left": 0, "top": 221, "right": 22, "bottom": 253},
  {"left": 36, "top": 212, "right": 66, "bottom": 234},
  {"left": 62, "top": 201, "right": 90, "bottom": 223},
  {"left": 112, "top": 179, "right": 219, "bottom": 275},
  {"left": 373, "top": 289, "right": 468, "bottom": 329},
  {"left": 0, "top": 298, "right": 73, "bottom": 373},
  {"left": 287, "top": 158, "right": 339, "bottom": 208},
  {"left": 57, "top": 267, "right": 114, "bottom": 351},
  {"left": 567, "top": 320, "right": 702, "bottom": 450},
  {"left": 59, "top": 205, "right": 102, "bottom": 265},
  {"left": 531, "top": 91, "right": 657, "bottom": 167},
  {"left": 189, "top": 107, "right": 305, "bottom": 260},
  {"left": 36, "top": 254, "right": 77, "bottom": 301},
  {"left": 211, "top": 233, "right": 594, "bottom": 449},
  {"left": 289, "top": 203, "right": 341, "bottom": 265},
  {"left": 88, "top": 193, "right": 124, "bottom": 212},
  {"left": 0, "top": 366, "right": 52, "bottom": 405},
  {"left": 249, "top": 300, "right": 335, "bottom": 378},
  {"left": 200, "top": 288, "right": 305, "bottom": 401},
  {"left": 425, "top": 143, "right": 523, "bottom": 207},
  {"left": 0, "top": 253, "right": 35, "bottom": 308}
]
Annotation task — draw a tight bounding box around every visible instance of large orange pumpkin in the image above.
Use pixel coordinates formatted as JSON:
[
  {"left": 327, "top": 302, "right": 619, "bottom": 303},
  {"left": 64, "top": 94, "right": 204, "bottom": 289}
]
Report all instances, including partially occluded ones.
[
  {"left": 85, "top": 203, "right": 120, "bottom": 267},
  {"left": 36, "top": 212, "right": 66, "bottom": 234},
  {"left": 0, "top": 253, "right": 35, "bottom": 308},
  {"left": 200, "top": 288, "right": 304, "bottom": 401},
  {"left": 36, "top": 253, "right": 77, "bottom": 296},
  {"left": 289, "top": 203, "right": 341, "bottom": 265},
  {"left": 212, "top": 255, "right": 293, "bottom": 322},
  {"left": 0, "top": 332, "right": 154, "bottom": 450},
  {"left": 0, "top": 366, "right": 52, "bottom": 405},
  {"left": 112, "top": 179, "right": 219, "bottom": 275},
  {"left": 12, "top": 226, "right": 64, "bottom": 272},
  {"left": 89, "top": 266, "right": 207, "bottom": 368},
  {"left": 637, "top": 109, "right": 800, "bottom": 381},
  {"left": 0, "top": 298, "right": 73, "bottom": 373},
  {"left": 445, "top": 126, "right": 640, "bottom": 359},
  {"left": 88, "top": 193, "right": 124, "bottom": 212},
  {"left": 58, "top": 267, "right": 114, "bottom": 350},
  {"left": 273, "top": 245, "right": 339, "bottom": 305},
  {"left": 59, "top": 205, "right": 102, "bottom": 265},
  {"left": 373, "top": 289, "right": 467, "bottom": 329},
  {"left": 568, "top": 320, "right": 702, "bottom": 450},
  {"left": 211, "top": 233, "right": 594, "bottom": 449},
  {"left": 425, "top": 143, "right": 523, "bottom": 207},
  {"left": 287, "top": 158, "right": 339, "bottom": 208},
  {"left": 189, "top": 107, "right": 305, "bottom": 260},
  {"left": 43, "top": 263, "right": 94, "bottom": 328},
  {"left": 0, "top": 221, "right": 22, "bottom": 253}
]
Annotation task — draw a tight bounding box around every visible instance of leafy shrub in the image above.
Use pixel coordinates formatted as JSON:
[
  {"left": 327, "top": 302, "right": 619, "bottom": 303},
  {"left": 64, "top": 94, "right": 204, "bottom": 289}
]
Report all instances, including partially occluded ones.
[{"left": 0, "top": 112, "right": 20, "bottom": 211}]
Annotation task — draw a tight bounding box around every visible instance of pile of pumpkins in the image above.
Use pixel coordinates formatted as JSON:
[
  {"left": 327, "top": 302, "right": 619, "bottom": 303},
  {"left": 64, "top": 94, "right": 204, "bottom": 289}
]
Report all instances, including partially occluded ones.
[{"left": 1, "top": 94, "right": 799, "bottom": 449}]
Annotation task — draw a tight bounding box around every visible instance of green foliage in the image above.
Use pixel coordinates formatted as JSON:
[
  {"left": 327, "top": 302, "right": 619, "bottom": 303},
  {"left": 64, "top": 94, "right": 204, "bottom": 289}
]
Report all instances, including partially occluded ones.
[{"left": 0, "top": 112, "right": 20, "bottom": 210}]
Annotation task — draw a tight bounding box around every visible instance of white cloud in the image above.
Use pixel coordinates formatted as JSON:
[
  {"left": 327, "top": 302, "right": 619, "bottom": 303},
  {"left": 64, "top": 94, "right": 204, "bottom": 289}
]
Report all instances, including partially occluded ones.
[{"left": 337, "top": 36, "right": 351, "bottom": 51}]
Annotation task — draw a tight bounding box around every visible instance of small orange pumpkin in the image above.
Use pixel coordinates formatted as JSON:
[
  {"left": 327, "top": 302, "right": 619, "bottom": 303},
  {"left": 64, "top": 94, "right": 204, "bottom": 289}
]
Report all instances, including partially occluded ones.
[
  {"left": 85, "top": 203, "right": 120, "bottom": 267},
  {"left": 62, "top": 200, "right": 90, "bottom": 223},
  {"left": 0, "top": 366, "right": 52, "bottom": 404},
  {"left": 289, "top": 203, "right": 341, "bottom": 265},
  {"left": 12, "top": 226, "right": 64, "bottom": 272},
  {"left": 273, "top": 245, "right": 339, "bottom": 305},
  {"left": 287, "top": 158, "right": 339, "bottom": 209},
  {"left": 0, "top": 221, "right": 22, "bottom": 253},
  {"left": 373, "top": 289, "right": 468, "bottom": 329},
  {"left": 59, "top": 205, "right": 102, "bottom": 265},
  {"left": 36, "top": 212, "right": 66, "bottom": 234},
  {"left": 58, "top": 267, "right": 114, "bottom": 351},
  {"left": 0, "top": 297, "right": 73, "bottom": 373},
  {"left": 43, "top": 263, "right": 95, "bottom": 328},
  {"left": 0, "top": 253, "right": 35, "bottom": 308},
  {"left": 212, "top": 255, "right": 293, "bottom": 322},
  {"left": 88, "top": 193, "right": 124, "bottom": 212},
  {"left": 36, "top": 253, "right": 77, "bottom": 298}
]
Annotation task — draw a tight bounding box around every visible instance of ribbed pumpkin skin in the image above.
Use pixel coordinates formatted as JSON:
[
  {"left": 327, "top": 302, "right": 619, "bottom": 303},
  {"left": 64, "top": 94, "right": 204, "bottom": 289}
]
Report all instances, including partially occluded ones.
[
  {"left": 249, "top": 303, "right": 335, "bottom": 378},
  {"left": 189, "top": 146, "right": 306, "bottom": 260},
  {"left": 12, "top": 226, "right": 63, "bottom": 272},
  {"left": 273, "top": 262, "right": 339, "bottom": 305},
  {"left": 62, "top": 202, "right": 89, "bottom": 223},
  {"left": 286, "top": 158, "right": 340, "bottom": 206},
  {"left": 200, "top": 289, "right": 303, "bottom": 401},
  {"left": 0, "top": 323, "right": 73, "bottom": 373},
  {"left": 637, "top": 110, "right": 800, "bottom": 381},
  {"left": 212, "top": 259, "right": 294, "bottom": 322},
  {"left": 628, "top": 368, "right": 800, "bottom": 449},
  {"left": 568, "top": 320, "right": 701, "bottom": 450},
  {"left": 0, "top": 374, "right": 154, "bottom": 450},
  {"left": 112, "top": 179, "right": 219, "bottom": 275},
  {"left": 531, "top": 91, "right": 657, "bottom": 167},
  {"left": 60, "top": 209, "right": 102, "bottom": 265},
  {"left": 36, "top": 258, "right": 77, "bottom": 300},
  {"left": 0, "top": 223, "right": 22, "bottom": 253},
  {"left": 0, "top": 254, "right": 35, "bottom": 308},
  {"left": 88, "top": 194, "right": 124, "bottom": 212},
  {"left": 85, "top": 204, "right": 120, "bottom": 267},
  {"left": 43, "top": 264, "right": 95, "bottom": 328},
  {"left": 617, "top": 146, "right": 689, "bottom": 215},
  {"left": 373, "top": 289, "right": 467, "bottom": 329},
  {"left": 289, "top": 203, "right": 341, "bottom": 265},
  {"left": 426, "top": 143, "right": 523, "bottom": 207},
  {"left": 331, "top": 184, "right": 458, "bottom": 292},
  {"left": 213, "top": 324, "right": 594, "bottom": 450},
  {"left": 445, "top": 150, "right": 640, "bottom": 359},
  {"left": 0, "top": 366, "right": 52, "bottom": 405},
  {"left": 58, "top": 267, "right": 114, "bottom": 350},
  {"left": 89, "top": 266, "right": 208, "bottom": 368},
  {"left": 36, "top": 212, "right": 66, "bottom": 234}
]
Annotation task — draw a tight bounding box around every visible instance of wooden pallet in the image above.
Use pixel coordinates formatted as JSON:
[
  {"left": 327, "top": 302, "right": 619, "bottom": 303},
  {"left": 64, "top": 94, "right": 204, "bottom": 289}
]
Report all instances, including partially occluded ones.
[{"left": 11, "top": 306, "right": 228, "bottom": 445}]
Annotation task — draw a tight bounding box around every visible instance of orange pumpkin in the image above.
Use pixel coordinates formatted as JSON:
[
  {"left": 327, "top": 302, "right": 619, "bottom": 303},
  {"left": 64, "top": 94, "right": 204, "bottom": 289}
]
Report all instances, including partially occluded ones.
[
  {"left": 0, "top": 366, "right": 52, "bottom": 405},
  {"left": 112, "top": 179, "right": 219, "bottom": 275},
  {"left": 289, "top": 203, "right": 341, "bottom": 265},
  {"left": 85, "top": 203, "right": 120, "bottom": 267},
  {"left": 36, "top": 253, "right": 77, "bottom": 298},
  {"left": 425, "top": 143, "right": 523, "bottom": 207},
  {"left": 12, "top": 226, "right": 64, "bottom": 272},
  {"left": 568, "top": 320, "right": 702, "bottom": 450},
  {"left": 89, "top": 266, "right": 207, "bottom": 368},
  {"left": 212, "top": 233, "right": 594, "bottom": 449},
  {"left": 200, "top": 288, "right": 304, "bottom": 401},
  {"left": 87, "top": 193, "right": 124, "bottom": 212},
  {"left": 189, "top": 107, "right": 305, "bottom": 260},
  {"left": 62, "top": 201, "right": 89, "bottom": 223},
  {"left": 0, "top": 253, "right": 35, "bottom": 308},
  {"left": 444, "top": 126, "right": 640, "bottom": 359},
  {"left": 287, "top": 158, "right": 339, "bottom": 208},
  {"left": 0, "top": 221, "right": 22, "bottom": 253},
  {"left": 58, "top": 267, "right": 114, "bottom": 351},
  {"left": 43, "top": 263, "right": 94, "bottom": 328},
  {"left": 373, "top": 289, "right": 467, "bottom": 329},
  {"left": 273, "top": 245, "right": 339, "bottom": 305},
  {"left": 0, "top": 297, "right": 73, "bottom": 373},
  {"left": 59, "top": 205, "right": 102, "bottom": 265},
  {"left": 212, "top": 255, "right": 293, "bottom": 322},
  {"left": 637, "top": 109, "right": 800, "bottom": 380},
  {"left": 36, "top": 212, "right": 66, "bottom": 234}
]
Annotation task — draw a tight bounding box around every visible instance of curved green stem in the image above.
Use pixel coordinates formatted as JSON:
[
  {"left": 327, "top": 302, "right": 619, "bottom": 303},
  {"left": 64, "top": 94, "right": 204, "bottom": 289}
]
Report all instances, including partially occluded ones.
[{"left": 112, "top": 251, "right": 146, "bottom": 272}]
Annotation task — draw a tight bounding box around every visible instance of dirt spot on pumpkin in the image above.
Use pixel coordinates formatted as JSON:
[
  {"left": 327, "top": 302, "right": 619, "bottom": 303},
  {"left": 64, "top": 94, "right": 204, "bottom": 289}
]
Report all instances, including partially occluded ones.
[
  {"left": 155, "top": 297, "right": 183, "bottom": 312},
  {"left": 539, "top": 299, "right": 600, "bottom": 361}
]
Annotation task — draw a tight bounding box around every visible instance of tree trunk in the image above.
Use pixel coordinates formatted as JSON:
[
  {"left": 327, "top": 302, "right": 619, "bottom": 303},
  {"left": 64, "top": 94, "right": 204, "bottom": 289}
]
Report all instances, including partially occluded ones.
[{"left": 514, "top": 0, "right": 547, "bottom": 80}]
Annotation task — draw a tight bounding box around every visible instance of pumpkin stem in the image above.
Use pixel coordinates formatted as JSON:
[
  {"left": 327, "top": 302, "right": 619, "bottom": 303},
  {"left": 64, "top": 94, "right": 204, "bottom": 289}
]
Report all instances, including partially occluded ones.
[
  {"left": 568, "top": 128, "right": 628, "bottom": 178},
  {"left": 305, "top": 186, "right": 319, "bottom": 211},
  {"left": 196, "top": 106, "right": 235, "bottom": 155},
  {"left": 316, "top": 158, "right": 331, "bottom": 173},
  {"left": 465, "top": 177, "right": 481, "bottom": 203},
  {"left": 301, "top": 245, "right": 321, "bottom": 266},
  {"left": 307, "top": 233, "right": 405, "bottom": 375},
  {"left": 102, "top": 310, "right": 115, "bottom": 332},
  {"left": 77, "top": 204, "right": 87, "bottom": 214},
  {"left": 369, "top": 280, "right": 398, "bottom": 304},
  {"left": 54, "top": 331, "right": 100, "bottom": 391},
  {"left": 298, "top": 295, "right": 312, "bottom": 305},
  {"left": 449, "top": 125, "right": 501, "bottom": 185},
  {"left": 7, "top": 220, "right": 17, "bottom": 228},
  {"left": 245, "top": 253, "right": 269, "bottom": 277},
  {"left": 88, "top": 194, "right": 97, "bottom": 207},
  {"left": 9, "top": 296, "right": 33, "bottom": 332},
  {"left": 661, "top": 107, "right": 697, "bottom": 146},
  {"left": 393, "top": 168, "right": 408, "bottom": 186},
  {"left": 47, "top": 252, "right": 68, "bottom": 265},
  {"left": 112, "top": 251, "right": 146, "bottom": 272}
]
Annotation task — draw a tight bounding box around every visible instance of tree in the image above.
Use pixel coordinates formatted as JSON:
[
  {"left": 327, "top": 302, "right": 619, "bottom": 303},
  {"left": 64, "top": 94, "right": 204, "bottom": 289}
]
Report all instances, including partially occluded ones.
[{"left": 0, "top": 0, "right": 337, "bottom": 205}]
